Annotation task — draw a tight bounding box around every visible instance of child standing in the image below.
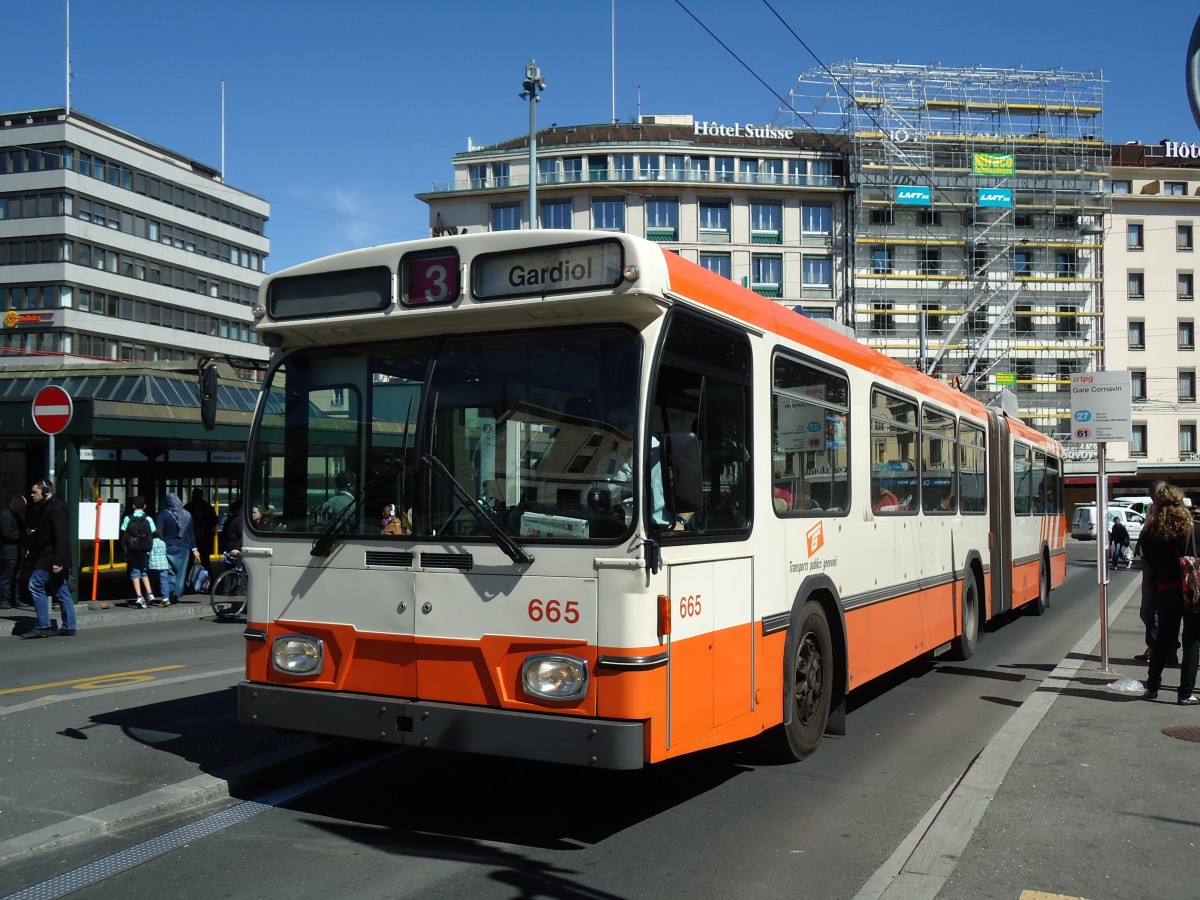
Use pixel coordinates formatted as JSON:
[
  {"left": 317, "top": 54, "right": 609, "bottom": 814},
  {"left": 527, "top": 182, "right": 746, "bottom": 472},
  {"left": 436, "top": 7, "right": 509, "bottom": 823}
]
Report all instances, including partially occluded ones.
[
  {"left": 121, "top": 496, "right": 157, "bottom": 608},
  {"left": 148, "top": 535, "right": 171, "bottom": 607}
]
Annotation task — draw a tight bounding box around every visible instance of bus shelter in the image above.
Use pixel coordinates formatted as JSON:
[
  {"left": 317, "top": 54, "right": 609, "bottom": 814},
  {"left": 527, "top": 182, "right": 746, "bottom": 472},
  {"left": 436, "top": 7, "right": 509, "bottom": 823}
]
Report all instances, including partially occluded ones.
[{"left": 0, "top": 362, "right": 258, "bottom": 588}]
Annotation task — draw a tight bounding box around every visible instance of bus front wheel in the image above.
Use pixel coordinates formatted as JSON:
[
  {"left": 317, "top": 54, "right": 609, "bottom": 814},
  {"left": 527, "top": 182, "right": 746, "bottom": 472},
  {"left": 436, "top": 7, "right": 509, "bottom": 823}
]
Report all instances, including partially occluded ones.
[{"left": 775, "top": 601, "right": 833, "bottom": 761}]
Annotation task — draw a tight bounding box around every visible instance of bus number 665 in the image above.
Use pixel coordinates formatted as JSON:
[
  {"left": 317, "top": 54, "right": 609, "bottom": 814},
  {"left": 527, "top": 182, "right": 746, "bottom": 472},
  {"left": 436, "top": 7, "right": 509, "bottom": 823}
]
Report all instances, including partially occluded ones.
[
  {"left": 679, "top": 594, "right": 702, "bottom": 618},
  {"left": 528, "top": 599, "right": 580, "bottom": 624}
]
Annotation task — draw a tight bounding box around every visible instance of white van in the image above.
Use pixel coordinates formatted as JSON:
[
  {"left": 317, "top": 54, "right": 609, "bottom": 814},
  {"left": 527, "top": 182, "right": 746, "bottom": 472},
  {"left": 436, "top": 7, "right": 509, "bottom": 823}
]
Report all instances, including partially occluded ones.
[
  {"left": 1111, "top": 496, "right": 1191, "bottom": 517},
  {"left": 1071, "top": 505, "right": 1144, "bottom": 542}
]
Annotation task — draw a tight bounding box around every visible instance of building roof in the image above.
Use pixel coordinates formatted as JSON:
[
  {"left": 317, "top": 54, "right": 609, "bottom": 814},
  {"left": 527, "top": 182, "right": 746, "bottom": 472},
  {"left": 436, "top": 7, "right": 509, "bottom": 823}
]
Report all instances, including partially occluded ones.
[{"left": 459, "top": 120, "right": 850, "bottom": 158}]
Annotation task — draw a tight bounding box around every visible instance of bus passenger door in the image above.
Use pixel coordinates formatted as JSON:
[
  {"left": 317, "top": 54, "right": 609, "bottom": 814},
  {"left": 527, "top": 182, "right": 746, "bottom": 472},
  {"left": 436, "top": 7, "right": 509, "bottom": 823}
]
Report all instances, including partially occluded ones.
[
  {"left": 987, "top": 410, "right": 1014, "bottom": 614},
  {"left": 667, "top": 557, "right": 753, "bottom": 748}
]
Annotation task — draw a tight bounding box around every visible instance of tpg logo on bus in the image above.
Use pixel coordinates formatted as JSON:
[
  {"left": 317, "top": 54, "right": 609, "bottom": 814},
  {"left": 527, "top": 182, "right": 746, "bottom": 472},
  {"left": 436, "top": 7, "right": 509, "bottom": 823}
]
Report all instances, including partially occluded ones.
[{"left": 1068, "top": 371, "right": 1131, "bottom": 443}]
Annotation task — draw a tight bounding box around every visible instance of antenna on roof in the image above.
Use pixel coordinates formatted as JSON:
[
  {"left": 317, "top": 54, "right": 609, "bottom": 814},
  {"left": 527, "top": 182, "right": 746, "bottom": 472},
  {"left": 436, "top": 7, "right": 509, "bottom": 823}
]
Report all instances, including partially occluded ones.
[
  {"left": 65, "top": 0, "right": 71, "bottom": 114},
  {"left": 611, "top": 0, "right": 617, "bottom": 124}
]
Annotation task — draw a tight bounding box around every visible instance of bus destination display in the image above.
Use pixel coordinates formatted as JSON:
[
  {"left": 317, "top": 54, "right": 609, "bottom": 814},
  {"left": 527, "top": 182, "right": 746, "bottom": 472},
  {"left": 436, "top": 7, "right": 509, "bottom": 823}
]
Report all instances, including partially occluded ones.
[{"left": 472, "top": 240, "right": 623, "bottom": 301}]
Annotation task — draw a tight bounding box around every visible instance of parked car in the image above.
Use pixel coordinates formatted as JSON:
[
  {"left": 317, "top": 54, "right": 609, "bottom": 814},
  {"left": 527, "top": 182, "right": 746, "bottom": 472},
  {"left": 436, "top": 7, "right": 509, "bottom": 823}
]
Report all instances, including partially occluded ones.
[{"left": 1071, "top": 504, "right": 1144, "bottom": 542}]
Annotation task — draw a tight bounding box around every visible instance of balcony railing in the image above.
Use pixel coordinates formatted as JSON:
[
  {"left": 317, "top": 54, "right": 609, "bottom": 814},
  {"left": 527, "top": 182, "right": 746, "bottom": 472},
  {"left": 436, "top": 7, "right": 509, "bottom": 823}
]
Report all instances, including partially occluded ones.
[{"left": 428, "top": 169, "right": 844, "bottom": 194}]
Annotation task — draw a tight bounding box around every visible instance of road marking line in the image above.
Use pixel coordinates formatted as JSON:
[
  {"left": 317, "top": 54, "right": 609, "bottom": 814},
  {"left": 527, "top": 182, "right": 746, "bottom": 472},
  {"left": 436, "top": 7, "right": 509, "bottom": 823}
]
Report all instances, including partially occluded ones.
[
  {"left": 0, "top": 666, "right": 184, "bottom": 696},
  {"left": 0, "top": 668, "right": 242, "bottom": 717}
]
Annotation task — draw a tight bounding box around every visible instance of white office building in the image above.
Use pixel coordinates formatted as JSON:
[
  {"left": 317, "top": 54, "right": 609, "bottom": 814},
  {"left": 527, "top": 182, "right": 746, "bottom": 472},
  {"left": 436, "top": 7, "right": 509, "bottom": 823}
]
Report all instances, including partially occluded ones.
[{"left": 0, "top": 108, "right": 269, "bottom": 367}]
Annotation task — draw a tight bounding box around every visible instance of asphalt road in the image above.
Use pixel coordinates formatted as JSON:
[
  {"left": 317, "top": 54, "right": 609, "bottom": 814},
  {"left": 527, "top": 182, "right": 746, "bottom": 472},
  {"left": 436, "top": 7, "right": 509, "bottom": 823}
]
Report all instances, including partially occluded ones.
[{"left": 0, "top": 543, "right": 1135, "bottom": 899}]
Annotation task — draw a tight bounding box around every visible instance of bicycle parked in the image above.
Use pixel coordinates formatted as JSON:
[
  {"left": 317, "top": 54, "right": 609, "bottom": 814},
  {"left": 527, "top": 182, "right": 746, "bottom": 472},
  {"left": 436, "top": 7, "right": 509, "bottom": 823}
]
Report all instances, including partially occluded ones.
[{"left": 210, "top": 550, "right": 248, "bottom": 619}]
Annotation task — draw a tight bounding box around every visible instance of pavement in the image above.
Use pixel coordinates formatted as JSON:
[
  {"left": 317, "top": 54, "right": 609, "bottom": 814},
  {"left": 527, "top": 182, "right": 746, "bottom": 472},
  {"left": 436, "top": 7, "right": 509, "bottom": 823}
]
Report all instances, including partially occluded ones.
[
  {"left": 3, "top": 566, "right": 219, "bottom": 633},
  {"left": 4, "top": 562, "right": 1198, "bottom": 899}
]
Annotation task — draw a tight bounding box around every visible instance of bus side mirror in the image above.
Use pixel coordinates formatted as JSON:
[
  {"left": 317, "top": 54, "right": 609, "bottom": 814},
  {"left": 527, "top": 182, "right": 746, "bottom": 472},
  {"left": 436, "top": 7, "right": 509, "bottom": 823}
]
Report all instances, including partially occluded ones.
[
  {"left": 663, "top": 431, "right": 703, "bottom": 513},
  {"left": 200, "top": 363, "right": 218, "bottom": 431}
]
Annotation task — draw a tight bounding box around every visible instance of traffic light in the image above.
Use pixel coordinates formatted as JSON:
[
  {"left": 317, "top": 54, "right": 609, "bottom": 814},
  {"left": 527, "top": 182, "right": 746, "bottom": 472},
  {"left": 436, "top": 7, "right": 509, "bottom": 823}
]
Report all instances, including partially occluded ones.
[{"left": 200, "top": 362, "right": 218, "bottom": 431}]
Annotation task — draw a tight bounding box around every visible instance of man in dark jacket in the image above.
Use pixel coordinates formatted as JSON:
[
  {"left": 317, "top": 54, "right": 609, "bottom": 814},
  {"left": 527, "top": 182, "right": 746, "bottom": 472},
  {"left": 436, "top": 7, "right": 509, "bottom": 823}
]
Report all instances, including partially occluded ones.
[{"left": 22, "top": 479, "right": 77, "bottom": 638}]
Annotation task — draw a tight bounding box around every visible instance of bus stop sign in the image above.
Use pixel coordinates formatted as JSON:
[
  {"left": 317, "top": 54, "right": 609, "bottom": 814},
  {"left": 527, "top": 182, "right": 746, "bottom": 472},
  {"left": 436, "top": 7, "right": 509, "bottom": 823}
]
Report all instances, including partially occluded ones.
[{"left": 32, "top": 385, "right": 73, "bottom": 435}]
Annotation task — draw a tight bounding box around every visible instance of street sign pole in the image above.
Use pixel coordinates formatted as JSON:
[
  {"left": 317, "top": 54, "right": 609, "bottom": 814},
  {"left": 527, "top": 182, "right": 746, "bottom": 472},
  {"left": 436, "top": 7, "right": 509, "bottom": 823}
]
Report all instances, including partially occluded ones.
[{"left": 1070, "top": 371, "right": 1131, "bottom": 677}]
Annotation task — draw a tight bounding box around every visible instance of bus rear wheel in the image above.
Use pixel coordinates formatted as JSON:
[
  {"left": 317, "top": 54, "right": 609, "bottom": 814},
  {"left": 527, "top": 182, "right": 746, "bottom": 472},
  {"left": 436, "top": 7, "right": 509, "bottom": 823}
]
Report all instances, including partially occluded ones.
[
  {"left": 947, "top": 574, "right": 979, "bottom": 661},
  {"left": 774, "top": 601, "right": 833, "bottom": 761},
  {"left": 1028, "top": 556, "right": 1050, "bottom": 616}
]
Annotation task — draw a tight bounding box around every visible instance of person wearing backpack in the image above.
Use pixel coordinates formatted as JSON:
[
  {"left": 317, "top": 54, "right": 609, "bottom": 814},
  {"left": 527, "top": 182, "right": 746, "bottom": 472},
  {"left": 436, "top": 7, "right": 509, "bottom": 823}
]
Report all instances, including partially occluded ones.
[{"left": 121, "top": 496, "right": 158, "bottom": 608}]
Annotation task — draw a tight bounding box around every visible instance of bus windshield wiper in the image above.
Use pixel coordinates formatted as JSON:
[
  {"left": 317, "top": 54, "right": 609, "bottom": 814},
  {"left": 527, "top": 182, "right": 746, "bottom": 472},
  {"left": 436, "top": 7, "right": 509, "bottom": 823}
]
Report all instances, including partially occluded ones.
[
  {"left": 310, "top": 495, "right": 359, "bottom": 557},
  {"left": 422, "top": 453, "right": 533, "bottom": 565}
]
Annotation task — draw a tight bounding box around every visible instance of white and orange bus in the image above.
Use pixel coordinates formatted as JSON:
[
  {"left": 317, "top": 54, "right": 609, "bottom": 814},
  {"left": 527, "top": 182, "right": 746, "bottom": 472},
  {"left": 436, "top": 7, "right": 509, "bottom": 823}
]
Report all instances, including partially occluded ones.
[{"left": 232, "top": 229, "right": 1066, "bottom": 769}]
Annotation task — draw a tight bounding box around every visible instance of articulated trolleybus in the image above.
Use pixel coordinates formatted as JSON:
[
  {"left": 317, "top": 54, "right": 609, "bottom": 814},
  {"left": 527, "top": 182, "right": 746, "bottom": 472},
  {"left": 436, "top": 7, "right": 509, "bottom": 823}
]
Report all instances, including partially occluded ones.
[{"left": 236, "top": 229, "right": 1066, "bottom": 769}]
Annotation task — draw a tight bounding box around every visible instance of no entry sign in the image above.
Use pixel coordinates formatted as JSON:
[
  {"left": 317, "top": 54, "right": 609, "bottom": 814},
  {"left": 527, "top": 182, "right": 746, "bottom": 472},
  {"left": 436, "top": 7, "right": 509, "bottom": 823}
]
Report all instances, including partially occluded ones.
[{"left": 32, "top": 385, "right": 73, "bottom": 435}]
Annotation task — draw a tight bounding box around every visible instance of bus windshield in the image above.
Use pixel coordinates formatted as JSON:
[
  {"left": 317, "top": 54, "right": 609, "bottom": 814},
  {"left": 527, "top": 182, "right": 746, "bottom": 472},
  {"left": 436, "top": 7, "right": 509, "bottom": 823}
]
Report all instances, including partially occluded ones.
[{"left": 246, "top": 325, "right": 642, "bottom": 544}]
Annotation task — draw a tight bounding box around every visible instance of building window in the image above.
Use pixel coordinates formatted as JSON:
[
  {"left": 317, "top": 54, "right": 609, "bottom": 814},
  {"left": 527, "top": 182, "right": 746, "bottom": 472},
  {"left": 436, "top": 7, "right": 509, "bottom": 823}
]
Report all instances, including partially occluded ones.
[
  {"left": 645, "top": 199, "right": 679, "bottom": 241},
  {"left": 1110, "top": 180, "right": 1132, "bottom": 195},
  {"left": 1181, "top": 423, "right": 1197, "bottom": 455},
  {"left": 541, "top": 200, "right": 572, "bottom": 229},
  {"left": 469, "top": 164, "right": 487, "bottom": 189},
  {"left": 802, "top": 256, "right": 832, "bottom": 288},
  {"left": 699, "top": 253, "right": 731, "bottom": 279},
  {"left": 762, "top": 159, "right": 783, "bottom": 184},
  {"left": 1056, "top": 251, "right": 1077, "bottom": 278},
  {"left": 1014, "top": 250, "right": 1033, "bottom": 276},
  {"left": 1180, "top": 224, "right": 1194, "bottom": 250},
  {"left": 639, "top": 154, "right": 660, "bottom": 181},
  {"left": 1180, "top": 272, "right": 1195, "bottom": 299},
  {"left": 750, "top": 202, "right": 782, "bottom": 243},
  {"left": 664, "top": 155, "right": 685, "bottom": 180},
  {"left": 873, "top": 301, "right": 895, "bottom": 331},
  {"left": 869, "top": 208, "right": 894, "bottom": 226},
  {"left": 1056, "top": 304, "right": 1079, "bottom": 337},
  {"left": 1166, "top": 181, "right": 1188, "bottom": 196},
  {"left": 802, "top": 205, "right": 832, "bottom": 238},
  {"left": 714, "top": 157, "right": 734, "bottom": 183},
  {"left": 921, "top": 302, "right": 942, "bottom": 334},
  {"left": 1130, "top": 320, "right": 1146, "bottom": 349},
  {"left": 751, "top": 255, "right": 782, "bottom": 297},
  {"left": 1131, "top": 423, "right": 1147, "bottom": 457},
  {"left": 491, "top": 163, "right": 510, "bottom": 187},
  {"left": 1014, "top": 212, "right": 1034, "bottom": 227},
  {"left": 592, "top": 199, "right": 625, "bottom": 231},
  {"left": 918, "top": 209, "right": 942, "bottom": 227},
  {"left": 698, "top": 201, "right": 730, "bottom": 241},
  {"left": 1128, "top": 271, "right": 1145, "bottom": 298},
  {"left": 1132, "top": 370, "right": 1147, "bottom": 401},
  {"left": 1054, "top": 212, "right": 1078, "bottom": 229},
  {"left": 1180, "top": 370, "right": 1197, "bottom": 403},
  {"left": 1180, "top": 320, "right": 1195, "bottom": 349},
  {"left": 809, "top": 159, "right": 833, "bottom": 185},
  {"left": 689, "top": 157, "right": 710, "bottom": 182},
  {"left": 562, "top": 157, "right": 583, "bottom": 182},
  {"left": 1127, "top": 222, "right": 1144, "bottom": 250},
  {"left": 872, "top": 246, "right": 893, "bottom": 274},
  {"left": 538, "top": 158, "right": 557, "bottom": 185},
  {"left": 1016, "top": 304, "right": 1034, "bottom": 335},
  {"left": 612, "top": 155, "right": 634, "bottom": 181},
  {"left": 919, "top": 247, "right": 941, "bottom": 274},
  {"left": 491, "top": 203, "right": 520, "bottom": 231}
]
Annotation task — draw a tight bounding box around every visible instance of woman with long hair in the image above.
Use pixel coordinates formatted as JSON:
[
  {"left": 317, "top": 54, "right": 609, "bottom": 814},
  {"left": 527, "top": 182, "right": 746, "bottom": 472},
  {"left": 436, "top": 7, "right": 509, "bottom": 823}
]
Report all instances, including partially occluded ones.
[{"left": 1139, "top": 483, "right": 1200, "bottom": 705}]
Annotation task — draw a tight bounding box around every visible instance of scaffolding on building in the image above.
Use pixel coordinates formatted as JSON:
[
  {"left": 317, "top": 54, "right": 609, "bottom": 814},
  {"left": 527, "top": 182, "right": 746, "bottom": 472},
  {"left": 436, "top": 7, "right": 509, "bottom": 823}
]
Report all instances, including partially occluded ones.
[{"left": 777, "top": 62, "right": 1108, "bottom": 437}]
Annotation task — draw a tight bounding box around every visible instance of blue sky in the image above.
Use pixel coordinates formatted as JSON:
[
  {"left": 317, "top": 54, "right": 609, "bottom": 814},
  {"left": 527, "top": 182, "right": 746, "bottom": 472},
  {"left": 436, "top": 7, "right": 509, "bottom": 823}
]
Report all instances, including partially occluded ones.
[{"left": 9, "top": 1, "right": 1200, "bottom": 272}]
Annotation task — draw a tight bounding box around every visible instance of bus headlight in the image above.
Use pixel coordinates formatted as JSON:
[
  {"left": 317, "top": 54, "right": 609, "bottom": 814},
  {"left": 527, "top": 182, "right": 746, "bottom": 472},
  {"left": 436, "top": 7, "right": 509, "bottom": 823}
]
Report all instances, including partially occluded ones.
[
  {"left": 272, "top": 635, "right": 324, "bottom": 675},
  {"left": 522, "top": 655, "right": 589, "bottom": 702}
]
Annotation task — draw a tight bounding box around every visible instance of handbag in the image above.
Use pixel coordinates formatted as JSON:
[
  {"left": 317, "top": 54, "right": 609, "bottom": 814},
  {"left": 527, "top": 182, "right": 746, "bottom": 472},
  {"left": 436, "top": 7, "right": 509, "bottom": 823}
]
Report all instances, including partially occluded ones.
[
  {"left": 1179, "top": 529, "right": 1200, "bottom": 613},
  {"left": 187, "top": 562, "right": 211, "bottom": 595}
]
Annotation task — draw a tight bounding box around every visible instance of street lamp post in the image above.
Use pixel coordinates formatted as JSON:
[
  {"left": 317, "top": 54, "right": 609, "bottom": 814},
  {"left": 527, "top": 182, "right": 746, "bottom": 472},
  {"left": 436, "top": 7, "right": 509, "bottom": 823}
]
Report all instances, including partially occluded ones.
[{"left": 520, "top": 60, "right": 546, "bottom": 228}]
